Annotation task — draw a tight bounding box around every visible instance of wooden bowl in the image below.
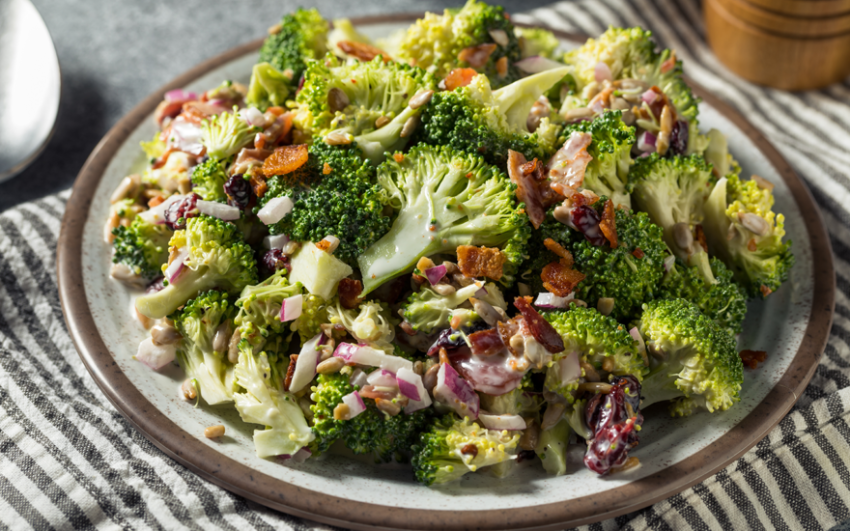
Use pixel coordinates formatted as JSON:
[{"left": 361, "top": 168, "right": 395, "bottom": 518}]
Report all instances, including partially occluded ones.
[
  {"left": 716, "top": 0, "right": 850, "bottom": 37},
  {"left": 745, "top": 0, "right": 850, "bottom": 17},
  {"left": 705, "top": 0, "right": 850, "bottom": 90}
]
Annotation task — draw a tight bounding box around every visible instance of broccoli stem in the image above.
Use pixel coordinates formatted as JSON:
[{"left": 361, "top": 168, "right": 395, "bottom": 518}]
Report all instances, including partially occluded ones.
[{"left": 136, "top": 267, "right": 221, "bottom": 319}]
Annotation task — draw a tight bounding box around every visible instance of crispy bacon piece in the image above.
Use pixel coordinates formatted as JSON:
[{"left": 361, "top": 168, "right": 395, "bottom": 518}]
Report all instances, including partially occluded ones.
[
  {"left": 660, "top": 51, "right": 677, "bottom": 74},
  {"left": 457, "top": 245, "right": 506, "bottom": 281},
  {"left": 588, "top": 86, "right": 614, "bottom": 114},
  {"left": 694, "top": 224, "right": 708, "bottom": 253},
  {"left": 468, "top": 328, "right": 506, "bottom": 357},
  {"left": 548, "top": 132, "right": 593, "bottom": 197},
  {"left": 443, "top": 68, "right": 478, "bottom": 91},
  {"left": 359, "top": 385, "right": 397, "bottom": 401},
  {"left": 338, "top": 278, "right": 363, "bottom": 310},
  {"left": 542, "top": 262, "right": 585, "bottom": 297},
  {"left": 154, "top": 100, "right": 187, "bottom": 127},
  {"left": 739, "top": 349, "right": 767, "bottom": 369},
  {"left": 632, "top": 248, "right": 645, "bottom": 259},
  {"left": 543, "top": 238, "right": 573, "bottom": 267},
  {"left": 508, "top": 150, "right": 546, "bottom": 228},
  {"left": 151, "top": 146, "right": 177, "bottom": 170},
  {"left": 513, "top": 297, "right": 565, "bottom": 354},
  {"left": 232, "top": 147, "right": 273, "bottom": 177},
  {"left": 262, "top": 144, "right": 309, "bottom": 177},
  {"left": 458, "top": 43, "right": 497, "bottom": 68},
  {"left": 760, "top": 284, "right": 773, "bottom": 297},
  {"left": 337, "top": 40, "right": 391, "bottom": 62},
  {"left": 284, "top": 354, "right": 298, "bottom": 391},
  {"left": 599, "top": 199, "right": 618, "bottom": 248},
  {"left": 180, "top": 101, "right": 227, "bottom": 125},
  {"left": 249, "top": 174, "right": 267, "bottom": 198}
]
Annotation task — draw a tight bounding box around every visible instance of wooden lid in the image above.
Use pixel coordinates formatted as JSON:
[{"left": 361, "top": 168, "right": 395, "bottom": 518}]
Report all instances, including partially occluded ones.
[
  {"left": 745, "top": 0, "right": 850, "bottom": 18},
  {"left": 718, "top": 0, "right": 850, "bottom": 37}
]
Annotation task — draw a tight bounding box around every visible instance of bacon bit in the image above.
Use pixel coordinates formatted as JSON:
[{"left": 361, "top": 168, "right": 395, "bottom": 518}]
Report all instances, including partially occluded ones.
[
  {"left": 439, "top": 347, "right": 450, "bottom": 366},
  {"left": 496, "top": 56, "right": 508, "bottom": 78},
  {"left": 267, "top": 106, "right": 285, "bottom": 117},
  {"left": 748, "top": 238, "right": 758, "bottom": 252},
  {"left": 631, "top": 248, "right": 645, "bottom": 259},
  {"left": 468, "top": 328, "right": 507, "bottom": 357},
  {"left": 322, "top": 163, "right": 332, "bottom": 175},
  {"left": 412, "top": 273, "right": 427, "bottom": 285},
  {"left": 513, "top": 297, "right": 565, "bottom": 354},
  {"left": 508, "top": 150, "right": 546, "bottom": 229},
  {"left": 458, "top": 43, "right": 497, "bottom": 69},
  {"left": 543, "top": 238, "right": 573, "bottom": 267},
  {"left": 151, "top": 147, "right": 177, "bottom": 170},
  {"left": 443, "top": 68, "right": 478, "bottom": 91},
  {"left": 497, "top": 318, "right": 522, "bottom": 355},
  {"left": 548, "top": 132, "right": 593, "bottom": 197},
  {"left": 278, "top": 112, "right": 294, "bottom": 145},
  {"left": 569, "top": 191, "right": 593, "bottom": 208},
  {"left": 542, "top": 262, "right": 586, "bottom": 297},
  {"left": 337, "top": 40, "right": 392, "bottom": 62},
  {"left": 457, "top": 245, "right": 506, "bottom": 281},
  {"left": 338, "top": 278, "right": 363, "bottom": 310},
  {"left": 760, "top": 284, "right": 773, "bottom": 297},
  {"left": 154, "top": 100, "right": 187, "bottom": 127},
  {"left": 461, "top": 443, "right": 479, "bottom": 457},
  {"left": 599, "top": 200, "right": 618, "bottom": 248},
  {"left": 148, "top": 195, "right": 165, "bottom": 208},
  {"left": 262, "top": 144, "right": 309, "bottom": 178},
  {"left": 588, "top": 86, "right": 614, "bottom": 114},
  {"left": 284, "top": 354, "right": 298, "bottom": 391},
  {"left": 695, "top": 225, "right": 708, "bottom": 253},
  {"left": 359, "top": 385, "right": 397, "bottom": 401},
  {"left": 660, "top": 51, "right": 677, "bottom": 74},
  {"left": 393, "top": 153, "right": 405, "bottom": 163},
  {"left": 249, "top": 174, "right": 268, "bottom": 198},
  {"left": 739, "top": 349, "right": 767, "bottom": 369},
  {"left": 180, "top": 101, "right": 226, "bottom": 125}
]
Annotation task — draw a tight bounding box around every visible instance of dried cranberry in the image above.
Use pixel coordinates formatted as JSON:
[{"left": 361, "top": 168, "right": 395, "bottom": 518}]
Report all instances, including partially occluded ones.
[
  {"left": 668, "top": 119, "right": 689, "bottom": 156},
  {"left": 163, "top": 193, "right": 200, "bottom": 230},
  {"left": 583, "top": 375, "right": 643, "bottom": 475},
  {"left": 571, "top": 205, "right": 607, "bottom": 246},
  {"left": 223, "top": 174, "right": 254, "bottom": 209},
  {"left": 261, "top": 248, "right": 291, "bottom": 274}
]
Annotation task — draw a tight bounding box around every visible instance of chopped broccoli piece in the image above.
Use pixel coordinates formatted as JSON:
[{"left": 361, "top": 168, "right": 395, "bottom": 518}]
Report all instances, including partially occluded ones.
[
  {"left": 639, "top": 298, "right": 744, "bottom": 415},
  {"left": 402, "top": 281, "right": 502, "bottom": 334},
  {"left": 111, "top": 216, "right": 172, "bottom": 279},
  {"left": 245, "top": 63, "right": 292, "bottom": 112},
  {"left": 290, "top": 294, "right": 331, "bottom": 345},
  {"left": 535, "top": 418, "right": 570, "bottom": 476},
  {"left": 200, "top": 111, "right": 259, "bottom": 161},
  {"left": 328, "top": 299, "right": 397, "bottom": 353},
  {"left": 141, "top": 132, "right": 166, "bottom": 161},
  {"left": 358, "top": 145, "right": 531, "bottom": 293},
  {"left": 259, "top": 8, "right": 329, "bottom": 82},
  {"left": 702, "top": 175, "right": 793, "bottom": 297},
  {"left": 136, "top": 215, "right": 258, "bottom": 319},
  {"left": 234, "top": 268, "right": 302, "bottom": 337},
  {"left": 190, "top": 158, "right": 229, "bottom": 203},
  {"left": 517, "top": 27, "right": 561, "bottom": 59}
]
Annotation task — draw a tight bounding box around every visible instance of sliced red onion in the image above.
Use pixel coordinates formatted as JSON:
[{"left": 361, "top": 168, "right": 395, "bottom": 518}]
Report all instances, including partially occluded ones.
[
  {"left": 488, "top": 28, "right": 509, "bottom": 47},
  {"left": 515, "top": 55, "right": 565, "bottom": 74},
  {"left": 629, "top": 327, "right": 647, "bottom": 357},
  {"left": 637, "top": 131, "right": 657, "bottom": 153},
  {"left": 349, "top": 368, "right": 368, "bottom": 388},
  {"left": 257, "top": 196, "right": 294, "bottom": 225},
  {"left": 333, "top": 343, "right": 414, "bottom": 373},
  {"left": 534, "top": 291, "right": 574, "bottom": 309},
  {"left": 594, "top": 61, "right": 613, "bottom": 83},
  {"left": 196, "top": 200, "right": 240, "bottom": 221},
  {"left": 341, "top": 391, "right": 366, "bottom": 418},
  {"left": 280, "top": 294, "right": 303, "bottom": 322},
  {"left": 165, "top": 89, "right": 198, "bottom": 102},
  {"left": 138, "top": 194, "right": 184, "bottom": 225},
  {"left": 169, "top": 116, "right": 204, "bottom": 156},
  {"left": 641, "top": 89, "right": 658, "bottom": 105},
  {"left": 475, "top": 282, "right": 488, "bottom": 298},
  {"left": 663, "top": 255, "right": 676, "bottom": 272},
  {"left": 557, "top": 351, "right": 581, "bottom": 386},
  {"left": 288, "top": 333, "right": 323, "bottom": 393},
  {"left": 164, "top": 247, "right": 189, "bottom": 283},
  {"left": 239, "top": 107, "right": 266, "bottom": 127},
  {"left": 433, "top": 363, "right": 479, "bottom": 419},
  {"left": 395, "top": 367, "right": 423, "bottom": 402},
  {"left": 366, "top": 369, "right": 398, "bottom": 388},
  {"left": 136, "top": 337, "right": 176, "bottom": 370},
  {"left": 263, "top": 234, "right": 290, "bottom": 250},
  {"left": 423, "top": 264, "right": 447, "bottom": 285},
  {"left": 478, "top": 413, "right": 527, "bottom": 431}
]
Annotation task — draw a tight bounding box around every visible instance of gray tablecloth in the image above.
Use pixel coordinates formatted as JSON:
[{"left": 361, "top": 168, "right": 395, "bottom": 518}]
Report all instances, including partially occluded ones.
[{"left": 2, "top": 0, "right": 849, "bottom": 529}]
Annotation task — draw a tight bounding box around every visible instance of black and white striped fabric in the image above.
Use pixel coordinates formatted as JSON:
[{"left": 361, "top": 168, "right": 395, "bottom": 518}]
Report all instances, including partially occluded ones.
[{"left": 1, "top": 0, "right": 849, "bottom": 529}]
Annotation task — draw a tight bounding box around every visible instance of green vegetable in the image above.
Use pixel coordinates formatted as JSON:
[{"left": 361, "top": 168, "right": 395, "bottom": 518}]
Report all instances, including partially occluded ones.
[
  {"left": 535, "top": 418, "right": 571, "bottom": 476},
  {"left": 402, "top": 281, "right": 505, "bottom": 334},
  {"left": 517, "top": 27, "right": 561, "bottom": 59},
  {"left": 290, "top": 294, "right": 331, "bottom": 345},
  {"left": 190, "top": 158, "right": 229, "bottom": 203},
  {"left": 200, "top": 110, "right": 259, "bottom": 161},
  {"left": 245, "top": 62, "right": 292, "bottom": 111},
  {"left": 287, "top": 242, "right": 354, "bottom": 300},
  {"left": 234, "top": 268, "right": 302, "bottom": 336},
  {"left": 327, "top": 299, "right": 397, "bottom": 353},
  {"left": 259, "top": 8, "right": 329, "bottom": 82},
  {"left": 111, "top": 216, "right": 172, "bottom": 279}
]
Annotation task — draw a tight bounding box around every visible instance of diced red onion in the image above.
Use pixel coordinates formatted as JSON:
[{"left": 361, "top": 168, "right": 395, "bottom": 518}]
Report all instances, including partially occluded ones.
[
  {"left": 280, "top": 294, "right": 303, "bottom": 322},
  {"left": 366, "top": 369, "right": 398, "bottom": 388},
  {"left": 288, "top": 333, "right": 323, "bottom": 393},
  {"left": 395, "top": 367, "right": 423, "bottom": 402},
  {"left": 169, "top": 116, "right": 204, "bottom": 156},
  {"left": 534, "top": 291, "right": 574, "bottom": 309},
  {"left": 257, "top": 196, "right": 294, "bottom": 225},
  {"left": 139, "top": 194, "right": 184, "bottom": 225},
  {"left": 637, "top": 131, "right": 657, "bottom": 153},
  {"left": 641, "top": 89, "right": 658, "bottom": 105},
  {"left": 349, "top": 368, "right": 368, "bottom": 388},
  {"left": 629, "top": 327, "right": 647, "bottom": 357},
  {"left": 333, "top": 343, "right": 414, "bottom": 373},
  {"left": 164, "top": 247, "right": 189, "bottom": 283},
  {"left": 196, "top": 200, "right": 240, "bottom": 221},
  {"left": 263, "top": 234, "right": 290, "bottom": 250},
  {"left": 423, "top": 264, "right": 447, "bottom": 285},
  {"left": 663, "top": 255, "right": 676, "bottom": 272},
  {"left": 165, "top": 89, "right": 197, "bottom": 102},
  {"left": 136, "top": 337, "right": 176, "bottom": 370},
  {"left": 478, "top": 413, "right": 527, "bottom": 431},
  {"left": 239, "top": 107, "right": 266, "bottom": 127},
  {"left": 434, "top": 363, "right": 479, "bottom": 419},
  {"left": 594, "top": 61, "right": 613, "bottom": 83},
  {"left": 557, "top": 351, "right": 581, "bottom": 386},
  {"left": 475, "top": 282, "right": 488, "bottom": 298},
  {"left": 514, "top": 55, "right": 566, "bottom": 74},
  {"left": 341, "top": 391, "right": 366, "bottom": 418},
  {"left": 488, "top": 29, "right": 509, "bottom": 47}
]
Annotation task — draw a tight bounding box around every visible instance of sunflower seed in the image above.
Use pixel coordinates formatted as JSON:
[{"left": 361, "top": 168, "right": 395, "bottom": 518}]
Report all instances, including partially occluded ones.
[{"left": 408, "top": 89, "right": 434, "bottom": 109}]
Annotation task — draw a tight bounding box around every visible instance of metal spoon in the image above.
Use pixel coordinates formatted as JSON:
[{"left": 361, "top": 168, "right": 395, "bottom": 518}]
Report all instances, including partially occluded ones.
[{"left": 0, "top": 0, "right": 60, "bottom": 182}]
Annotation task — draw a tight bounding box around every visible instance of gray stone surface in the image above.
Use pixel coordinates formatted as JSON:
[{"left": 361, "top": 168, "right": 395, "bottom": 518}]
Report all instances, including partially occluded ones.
[{"left": 0, "top": 0, "right": 555, "bottom": 211}]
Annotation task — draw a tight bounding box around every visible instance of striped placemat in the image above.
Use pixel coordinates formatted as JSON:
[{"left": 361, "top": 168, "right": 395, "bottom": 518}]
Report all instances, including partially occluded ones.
[{"left": 1, "top": 0, "right": 849, "bottom": 529}]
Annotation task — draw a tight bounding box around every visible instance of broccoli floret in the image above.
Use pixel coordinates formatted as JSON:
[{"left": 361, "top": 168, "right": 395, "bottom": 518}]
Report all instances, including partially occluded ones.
[
  {"left": 702, "top": 175, "right": 793, "bottom": 298},
  {"left": 245, "top": 63, "right": 292, "bottom": 112},
  {"left": 545, "top": 305, "right": 646, "bottom": 381},
  {"left": 517, "top": 27, "right": 561, "bottom": 59},
  {"left": 200, "top": 110, "right": 260, "bottom": 161},
  {"left": 259, "top": 8, "right": 329, "bottom": 82},
  {"left": 308, "top": 372, "right": 432, "bottom": 461},
  {"left": 411, "top": 414, "right": 521, "bottom": 485},
  {"left": 639, "top": 298, "right": 743, "bottom": 415},
  {"left": 111, "top": 216, "right": 172, "bottom": 279},
  {"left": 563, "top": 111, "right": 635, "bottom": 208},
  {"left": 258, "top": 141, "right": 392, "bottom": 266},
  {"left": 357, "top": 145, "right": 530, "bottom": 293},
  {"left": 190, "top": 158, "right": 229, "bottom": 203},
  {"left": 327, "top": 298, "right": 397, "bottom": 353},
  {"left": 141, "top": 132, "right": 166, "bottom": 161},
  {"left": 417, "top": 69, "right": 569, "bottom": 166},
  {"left": 395, "top": 0, "right": 523, "bottom": 88},
  {"left": 535, "top": 418, "right": 571, "bottom": 476},
  {"left": 136, "top": 215, "right": 258, "bottom": 319},
  {"left": 171, "top": 290, "right": 236, "bottom": 405},
  {"left": 234, "top": 269, "right": 302, "bottom": 337},
  {"left": 402, "top": 281, "right": 504, "bottom": 334},
  {"left": 658, "top": 257, "right": 747, "bottom": 337},
  {"left": 290, "top": 294, "right": 331, "bottom": 345}
]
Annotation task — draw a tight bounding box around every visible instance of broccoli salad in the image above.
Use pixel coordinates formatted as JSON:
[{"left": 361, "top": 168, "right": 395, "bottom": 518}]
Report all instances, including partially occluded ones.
[{"left": 105, "top": 1, "right": 793, "bottom": 486}]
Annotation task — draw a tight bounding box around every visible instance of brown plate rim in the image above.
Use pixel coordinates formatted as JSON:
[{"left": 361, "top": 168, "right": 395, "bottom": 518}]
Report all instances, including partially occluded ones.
[{"left": 57, "top": 15, "right": 835, "bottom": 531}]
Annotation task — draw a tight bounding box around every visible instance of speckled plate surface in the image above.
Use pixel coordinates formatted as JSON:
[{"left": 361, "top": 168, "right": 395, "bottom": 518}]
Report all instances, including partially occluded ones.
[{"left": 57, "top": 16, "right": 834, "bottom": 531}]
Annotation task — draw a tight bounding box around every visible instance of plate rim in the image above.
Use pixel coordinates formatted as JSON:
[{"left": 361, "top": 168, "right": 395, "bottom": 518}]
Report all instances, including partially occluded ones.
[{"left": 56, "top": 14, "right": 835, "bottom": 531}]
